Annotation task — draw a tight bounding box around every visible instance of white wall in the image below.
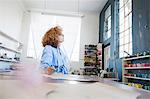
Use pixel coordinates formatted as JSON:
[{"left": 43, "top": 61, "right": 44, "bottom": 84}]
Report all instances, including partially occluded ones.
[
  {"left": 70, "top": 12, "right": 99, "bottom": 70},
  {"left": 0, "top": 0, "right": 23, "bottom": 41},
  {"left": 19, "top": 13, "right": 31, "bottom": 61}
]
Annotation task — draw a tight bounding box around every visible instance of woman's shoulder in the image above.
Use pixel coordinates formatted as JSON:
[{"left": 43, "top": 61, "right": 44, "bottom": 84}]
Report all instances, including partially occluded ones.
[
  {"left": 45, "top": 45, "right": 52, "bottom": 48},
  {"left": 44, "top": 45, "right": 56, "bottom": 51}
]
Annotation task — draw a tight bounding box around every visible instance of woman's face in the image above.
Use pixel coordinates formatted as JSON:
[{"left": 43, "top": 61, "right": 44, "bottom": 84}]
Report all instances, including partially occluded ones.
[{"left": 57, "top": 34, "right": 64, "bottom": 43}]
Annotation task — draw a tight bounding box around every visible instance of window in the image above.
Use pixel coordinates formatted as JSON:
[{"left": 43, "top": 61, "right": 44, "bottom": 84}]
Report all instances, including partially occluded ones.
[
  {"left": 119, "top": 0, "right": 132, "bottom": 58},
  {"left": 27, "top": 12, "right": 81, "bottom": 62},
  {"left": 104, "top": 5, "right": 111, "bottom": 40},
  {"left": 104, "top": 45, "right": 110, "bottom": 69}
]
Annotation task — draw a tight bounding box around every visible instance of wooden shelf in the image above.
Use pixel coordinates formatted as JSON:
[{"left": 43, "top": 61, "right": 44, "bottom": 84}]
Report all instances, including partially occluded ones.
[
  {"left": 123, "top": 55, "right": 150, "bottom": 61},
  {"left": 0, "top": 58, "right": 19, "bottom": 63},
  {"left": 0, "top": 45, "right": 21, "bottom": 54},
  {"left": 124, "top": 67, "right": 150, "bottom": 69},
  {"left": 124, "top": 76, "right": 150, "bottom": 81}
]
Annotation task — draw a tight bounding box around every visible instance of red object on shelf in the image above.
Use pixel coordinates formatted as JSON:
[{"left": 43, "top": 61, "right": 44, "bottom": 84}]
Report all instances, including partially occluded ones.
[
  {"left": 132, "top": 64, "right": 137, "bottom": 67},
  {"left": 128, "top": 64, "right": 132, "bottom": 67},
  {"left": 97, "top": 51, "right": 102, "bottom": 55},
  {"left": 130, "top": 74, "right": 134, "bottom": 76},
  {"left": 124, "top": 63, "right": 150, "bottom": 68},
  {"left": 124, "top": 74, "right": 135, "bottom": 77},
  {"left": 124, "top": 64, "right": 128, "bottom": 67},
  {"left": 136, "top": 64, "right": 141, "bottom": 67},
  {"left": 124, "top": 74, "right": 128, "bottom": 76},
  {"left": 143, "top": 63, "right": 150, "bottom": 67}
]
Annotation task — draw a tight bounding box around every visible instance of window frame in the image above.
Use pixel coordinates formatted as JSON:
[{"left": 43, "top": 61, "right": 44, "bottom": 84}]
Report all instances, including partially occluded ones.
[
  {"left": 103, "top": 5, "right": 112, "bottom": 41},
  {"left": 118, "top": 0, "right": 132, "bottom": 58}
]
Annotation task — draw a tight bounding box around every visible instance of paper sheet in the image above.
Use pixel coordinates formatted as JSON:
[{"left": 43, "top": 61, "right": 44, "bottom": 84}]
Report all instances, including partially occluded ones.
[{"left": 43, "top": 74, "right": 99, "bottom": 82}]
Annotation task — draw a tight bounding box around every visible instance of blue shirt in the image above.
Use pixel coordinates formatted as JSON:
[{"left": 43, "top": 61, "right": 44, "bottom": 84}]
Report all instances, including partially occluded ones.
[{"left": 40, "top": 45, "right": 68, "bottom": 74}]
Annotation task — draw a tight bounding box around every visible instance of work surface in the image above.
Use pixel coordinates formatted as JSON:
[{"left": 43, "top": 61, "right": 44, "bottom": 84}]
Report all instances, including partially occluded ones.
[{"left": 0, "top": 74, "right": 150, "bottom": 99}]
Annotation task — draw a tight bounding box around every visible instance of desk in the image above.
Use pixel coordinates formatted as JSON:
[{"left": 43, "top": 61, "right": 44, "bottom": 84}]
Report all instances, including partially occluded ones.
[{"left": 0, "top": 74, "right": 150, "bottom": 99}]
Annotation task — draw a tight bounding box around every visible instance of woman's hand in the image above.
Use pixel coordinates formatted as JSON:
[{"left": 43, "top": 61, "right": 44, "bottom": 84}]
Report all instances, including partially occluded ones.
[{"left": 45, "top": 67, "right": 56, "bottom": 75}]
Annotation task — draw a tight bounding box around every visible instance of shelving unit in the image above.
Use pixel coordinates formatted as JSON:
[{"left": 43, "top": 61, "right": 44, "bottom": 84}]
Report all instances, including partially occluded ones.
[
  {"left": 83, "top": 45, "right": 97, "bottom": 75},
  {"left": 122, "top": 55, "right": 150, "bottom": 91},
  {"left": 0, "top": 30, "right": 22, "bottom": 72},
  {"left": 83, "top": 44, "right": 102, "bottom": 76},
  {"left": 0, "top": 45, "right": 21, "bottom": 63}
]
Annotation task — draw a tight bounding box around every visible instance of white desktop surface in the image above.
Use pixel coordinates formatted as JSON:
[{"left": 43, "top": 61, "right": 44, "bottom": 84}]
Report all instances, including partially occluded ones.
[{"left": 0, "top": 74, "right": 140, "bottom": 99}]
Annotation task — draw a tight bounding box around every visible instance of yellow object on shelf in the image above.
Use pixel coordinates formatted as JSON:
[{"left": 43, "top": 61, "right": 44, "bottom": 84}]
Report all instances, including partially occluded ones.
[{"left": 127, "top": 83, "right": 143, "bottom": 89}]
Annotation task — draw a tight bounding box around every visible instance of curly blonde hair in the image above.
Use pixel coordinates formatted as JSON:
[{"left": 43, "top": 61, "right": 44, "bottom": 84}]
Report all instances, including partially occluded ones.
[{"left": 42, "top": 26, "right": 63, "bottom": 47}]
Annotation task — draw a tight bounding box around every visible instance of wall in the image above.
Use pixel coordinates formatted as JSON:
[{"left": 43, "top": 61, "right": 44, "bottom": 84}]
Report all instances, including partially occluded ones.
[
  {"left": 132, "top": 0, "right": 150, "bottom": 54},
  {"left": 19, "top": 13, "right": 31, "bottom": 61},
  {"left": 0, "top": 0, "right": 23, "bottom": 41},
  {"left": 71, "top": 12, "right": 100, "bottom": 70}
]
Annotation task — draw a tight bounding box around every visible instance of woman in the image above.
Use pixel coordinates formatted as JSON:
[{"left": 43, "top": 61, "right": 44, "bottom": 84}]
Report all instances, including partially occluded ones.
[{"left": 40, "top": 26, "right": 68, "bottom": 74}]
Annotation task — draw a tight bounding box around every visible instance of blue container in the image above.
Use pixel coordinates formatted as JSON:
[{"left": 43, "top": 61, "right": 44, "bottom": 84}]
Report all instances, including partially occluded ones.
[
  {"left": 147, "top": 86, "right": 150, "bottom": 91},
  {"left": 144, "top": 86, "right": 148, "bottom": 90},
  {"left": 148, "top": 74, "right": 150, "bottom": 78},
  {"left": 136, "top": 73, "right": 141, "bottom": 77},
  {"left": 141, "top": 74, "right": 145, "bottom": 78},
  {"left": 144, "top": 74, "right": 148, "bottom": 78}
]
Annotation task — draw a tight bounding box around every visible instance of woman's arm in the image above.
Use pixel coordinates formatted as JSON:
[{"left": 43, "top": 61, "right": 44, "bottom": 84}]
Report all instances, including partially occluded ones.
[
  {"left": 41, "top": 46, "right": 53, "bottom": 67},
  {"left": 40, "top": 46, "right": 55, "bottom": 74},
  {"left": 59, "top": 48, "right": 69, "bottom": 74}
]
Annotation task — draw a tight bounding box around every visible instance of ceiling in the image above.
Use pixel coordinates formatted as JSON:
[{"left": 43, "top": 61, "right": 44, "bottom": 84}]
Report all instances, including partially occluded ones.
[{"left": 21, "top": 0, "right": 108, "bottom": 13}]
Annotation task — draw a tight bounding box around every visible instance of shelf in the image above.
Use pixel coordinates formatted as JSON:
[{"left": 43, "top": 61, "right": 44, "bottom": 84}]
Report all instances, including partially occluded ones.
[
  {"left": 85, "top": 55, "right": 96, "bottom": 56},
  {"left": 80, "top": 66, "right": 96, "bottom": 69},
  {"left": 0, "top": 45, "right": 21, "bottom": 54},
  {"left": 0, "top": 58, "right": 19, "bottom": 63},
  {"left": 123, "top": 55, "right": 150, "bottom": 61},
  {"left": 124, "top": 76, "right": 150, "bottom": 81},
  {"left": 0, "top": 30, "right": 22, "bottom": 44},
  {"left": 124, "top": 67, "right": 150, "bottom": 69},
  {"left": 0, "top": 70, "right": 19, "bottom": 77},
  {"left": 0, "top": 70, "right": 11, "bottom": 72}
]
